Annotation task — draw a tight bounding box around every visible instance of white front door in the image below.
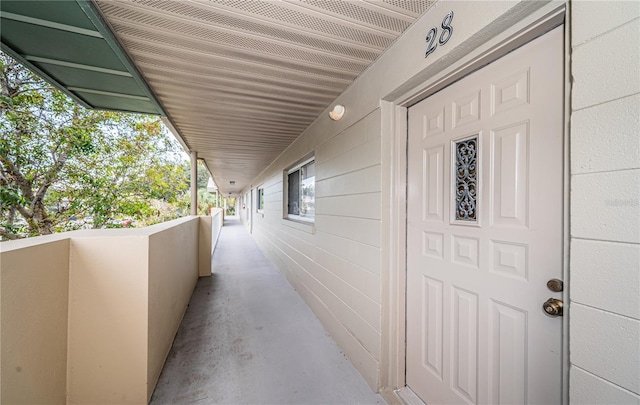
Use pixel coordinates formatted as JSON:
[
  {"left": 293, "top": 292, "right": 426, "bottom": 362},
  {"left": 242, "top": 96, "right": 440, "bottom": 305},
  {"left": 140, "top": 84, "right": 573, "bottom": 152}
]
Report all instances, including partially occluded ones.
[{"left": 406, "top": 26, "right": 564, "bottom": 405}]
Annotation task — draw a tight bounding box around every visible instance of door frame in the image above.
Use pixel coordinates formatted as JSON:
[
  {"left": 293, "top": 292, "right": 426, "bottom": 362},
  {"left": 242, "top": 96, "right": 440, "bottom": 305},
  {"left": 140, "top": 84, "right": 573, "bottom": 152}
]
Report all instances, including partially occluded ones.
[
  {"left": 379, "top": 3, "right": 571, "bottom": 403},
  {"left": 250, "top": 188, "right": 254, "bottom": 234}
]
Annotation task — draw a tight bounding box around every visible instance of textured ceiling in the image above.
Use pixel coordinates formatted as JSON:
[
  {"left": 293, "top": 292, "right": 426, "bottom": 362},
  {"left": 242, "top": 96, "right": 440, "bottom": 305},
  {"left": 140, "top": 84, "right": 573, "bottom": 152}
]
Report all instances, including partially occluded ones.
[{"left": 94, "top": 0, "right": 435, "bottom": 195}]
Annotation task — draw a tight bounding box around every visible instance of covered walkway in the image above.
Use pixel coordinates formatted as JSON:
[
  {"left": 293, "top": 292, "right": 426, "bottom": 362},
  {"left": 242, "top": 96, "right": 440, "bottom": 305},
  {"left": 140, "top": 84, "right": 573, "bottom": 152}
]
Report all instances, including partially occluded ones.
[{"left": 150, "top": 218, "right": 384, "bottom": 405}]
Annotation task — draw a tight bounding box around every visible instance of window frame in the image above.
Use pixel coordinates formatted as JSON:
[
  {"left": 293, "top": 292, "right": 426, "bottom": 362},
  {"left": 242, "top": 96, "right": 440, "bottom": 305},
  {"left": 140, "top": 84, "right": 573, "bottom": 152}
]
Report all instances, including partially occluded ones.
[
  {"left": 257, "top": 186, "right": 265, "bottom": 214},
  {"left": 284, "top": 156, "right": 315, "bottom": 224}
]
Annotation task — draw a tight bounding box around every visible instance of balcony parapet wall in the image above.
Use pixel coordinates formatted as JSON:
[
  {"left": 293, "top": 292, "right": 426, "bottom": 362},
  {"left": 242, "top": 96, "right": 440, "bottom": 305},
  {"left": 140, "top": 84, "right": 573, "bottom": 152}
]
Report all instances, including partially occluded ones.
[{"left": 0, "top": 213, "right": 222, "bottom": 404}]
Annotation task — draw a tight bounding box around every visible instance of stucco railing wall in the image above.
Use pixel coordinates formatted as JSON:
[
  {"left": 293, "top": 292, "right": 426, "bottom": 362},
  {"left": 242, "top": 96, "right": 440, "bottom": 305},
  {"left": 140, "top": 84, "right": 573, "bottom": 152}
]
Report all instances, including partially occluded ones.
[
  {"left": 0, "top": 237, "right": 71, "bottom": 405},
  {"left": 211, "top": 208, "right": 223, "bottom": 252},
  {"left": 67, "top": 232, "right": 153, "bottom": 404},
  {"left": 200, "top": 208, "right": 223, "bottom": 277},
  {"left": 0, "top": 216, "right": 216, "bottom": 405},
  {"left": 146, "top": 220, "right": 198, "bottom": 402}
]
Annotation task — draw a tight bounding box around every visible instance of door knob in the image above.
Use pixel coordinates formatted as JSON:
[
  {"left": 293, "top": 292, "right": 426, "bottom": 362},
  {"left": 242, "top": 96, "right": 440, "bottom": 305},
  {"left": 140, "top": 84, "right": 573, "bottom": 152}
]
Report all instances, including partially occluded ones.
[
  {"left": 543, "top": 298, "right": 563, "bottom": 317},
  {"left": 547, "top": 278, "right": 563, "bottom": 292}
]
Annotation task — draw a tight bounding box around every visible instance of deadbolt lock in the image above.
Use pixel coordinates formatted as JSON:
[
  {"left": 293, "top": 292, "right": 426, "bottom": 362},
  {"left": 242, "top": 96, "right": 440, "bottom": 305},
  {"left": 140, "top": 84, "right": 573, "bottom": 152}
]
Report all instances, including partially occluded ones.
[
  {"left": 543, "top": 298, "right": 563, "bottom": 317},
  {"left": 547, "top": 278, "right": 564, "bottom": 292}
]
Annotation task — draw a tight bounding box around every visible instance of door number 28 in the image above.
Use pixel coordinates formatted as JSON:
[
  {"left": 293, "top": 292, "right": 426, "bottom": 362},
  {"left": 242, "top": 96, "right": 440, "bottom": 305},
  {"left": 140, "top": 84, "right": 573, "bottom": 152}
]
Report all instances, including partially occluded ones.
[{"left": 425, "top": 11, "right": 454, "bottom": 58}]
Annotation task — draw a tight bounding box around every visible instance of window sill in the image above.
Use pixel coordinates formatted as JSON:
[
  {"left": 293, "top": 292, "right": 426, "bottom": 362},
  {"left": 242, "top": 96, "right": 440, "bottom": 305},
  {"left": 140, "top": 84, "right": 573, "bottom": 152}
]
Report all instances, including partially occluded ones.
[{"left": 281, "top": 218, "right": 315, "bottom": 234}]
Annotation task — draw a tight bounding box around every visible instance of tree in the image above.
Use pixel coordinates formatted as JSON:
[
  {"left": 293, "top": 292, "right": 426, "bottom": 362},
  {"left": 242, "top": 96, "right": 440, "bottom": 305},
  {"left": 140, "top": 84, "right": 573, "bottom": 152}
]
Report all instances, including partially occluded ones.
[
  {"left": 0, "top": 52, "right": 188, "bottom": 240},
  {"left": 197, "top": 160, "right": 210, "bottom": 189},
  {"left": 174, "top": 161, "right": 218, "bottom": 216}
]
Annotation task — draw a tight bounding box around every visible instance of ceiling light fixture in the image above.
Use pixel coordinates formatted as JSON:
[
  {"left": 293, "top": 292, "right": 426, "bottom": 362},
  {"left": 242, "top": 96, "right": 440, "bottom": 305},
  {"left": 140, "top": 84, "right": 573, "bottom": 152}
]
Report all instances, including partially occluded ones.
[{"left": 329, "top": 104, "right": 345, "bottom": 121}]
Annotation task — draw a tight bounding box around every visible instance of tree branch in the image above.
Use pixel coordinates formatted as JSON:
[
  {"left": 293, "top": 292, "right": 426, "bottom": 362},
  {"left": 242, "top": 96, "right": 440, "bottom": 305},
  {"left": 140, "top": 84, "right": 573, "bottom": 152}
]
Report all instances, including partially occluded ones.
[
  {"left": 0, "top": 226, "right": 20, "bottom": 240},
  {"left": 34, "top": 142, "right": 71, "bottom": 203},
  {"left": 0, "top": 152, "right": 34, "bottom": 219}
]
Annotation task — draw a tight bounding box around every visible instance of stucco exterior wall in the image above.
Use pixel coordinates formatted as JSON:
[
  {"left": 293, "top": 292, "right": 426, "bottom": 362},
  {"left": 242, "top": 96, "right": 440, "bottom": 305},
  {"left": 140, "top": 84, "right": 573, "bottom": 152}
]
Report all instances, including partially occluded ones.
[
  {"left": 211, "top": 207, "right": 223, "bottom": 249},
  {"left": 0, "top": 238, "right": 70, "bottom": 405},
  {"left": 147, "top": 220, "right": 200, "bottom": 401},
  {"left": 569, "top": 2, "right": 640, "bottom": 402},
  {"left": 198, "top": 215, "right": 213, "bottom": 277},
  {"left": 67, "top": 235, "right": 150, "bottom": 405},
  {"left": 0, "top": 216, "right": 209, "bottom": 404}
]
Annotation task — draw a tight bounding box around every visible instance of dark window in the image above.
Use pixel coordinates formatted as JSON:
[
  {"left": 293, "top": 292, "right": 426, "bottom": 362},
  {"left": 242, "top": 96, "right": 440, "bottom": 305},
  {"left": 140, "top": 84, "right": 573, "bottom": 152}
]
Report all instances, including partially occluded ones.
[
  {"left": 257, "top": 187, "right": 265, "bottom": 212},
  {"left": 287, "top": 159, "right": 314, "bottom": 221}
]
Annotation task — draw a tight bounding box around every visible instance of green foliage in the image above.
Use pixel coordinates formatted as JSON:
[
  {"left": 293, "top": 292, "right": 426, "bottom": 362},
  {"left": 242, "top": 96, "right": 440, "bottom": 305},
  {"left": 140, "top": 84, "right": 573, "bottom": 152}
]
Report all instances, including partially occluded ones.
[
  {"left": 225, "top": 201, "right": 236, "bottom": 216},
  {"left": 175, "top": 188, "right": 217, "bottom": 216},
  {"left": 0, "top": 52, "right": 189, "bottom": 240},
  {"left": 174, "top": 160, "right": 229, "bottom": 216},
  {"left": 197, "top": 160, "right": 210, "bottom": 189}
]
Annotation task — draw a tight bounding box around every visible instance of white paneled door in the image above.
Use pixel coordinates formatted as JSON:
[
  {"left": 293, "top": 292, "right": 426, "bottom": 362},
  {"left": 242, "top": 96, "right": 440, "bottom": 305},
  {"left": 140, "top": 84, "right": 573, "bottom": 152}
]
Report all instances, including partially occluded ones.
[{"left": 406, "top": 27, "right": 564, "bottom": 405}]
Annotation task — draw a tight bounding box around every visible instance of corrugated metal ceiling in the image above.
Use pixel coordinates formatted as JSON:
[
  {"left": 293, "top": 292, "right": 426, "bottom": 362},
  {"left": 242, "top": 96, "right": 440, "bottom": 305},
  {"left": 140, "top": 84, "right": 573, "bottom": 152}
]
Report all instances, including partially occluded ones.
[{"left": 94, "top": 0, "right": 435, "bottom": 195}]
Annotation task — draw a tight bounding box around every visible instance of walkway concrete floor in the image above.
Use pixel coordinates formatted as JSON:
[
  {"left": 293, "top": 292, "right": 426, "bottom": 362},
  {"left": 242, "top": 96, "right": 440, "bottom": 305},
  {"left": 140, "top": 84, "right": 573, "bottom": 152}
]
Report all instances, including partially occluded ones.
[{"left": 150, "top": 218, "right": 384, "bottom": 405}]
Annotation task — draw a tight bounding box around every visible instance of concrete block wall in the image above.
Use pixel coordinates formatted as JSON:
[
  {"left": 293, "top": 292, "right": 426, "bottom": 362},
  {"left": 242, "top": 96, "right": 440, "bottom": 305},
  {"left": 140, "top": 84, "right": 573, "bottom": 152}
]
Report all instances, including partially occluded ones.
[{"left": 569, "top": 1, "right": 640, "bottom": 403}]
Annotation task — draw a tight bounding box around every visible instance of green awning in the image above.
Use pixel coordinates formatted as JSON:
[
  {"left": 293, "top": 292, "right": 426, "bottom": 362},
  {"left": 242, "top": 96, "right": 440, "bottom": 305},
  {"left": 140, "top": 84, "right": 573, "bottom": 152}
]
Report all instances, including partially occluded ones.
[{"left": 0, "top": 0, "right": 164, "bottom": 115}]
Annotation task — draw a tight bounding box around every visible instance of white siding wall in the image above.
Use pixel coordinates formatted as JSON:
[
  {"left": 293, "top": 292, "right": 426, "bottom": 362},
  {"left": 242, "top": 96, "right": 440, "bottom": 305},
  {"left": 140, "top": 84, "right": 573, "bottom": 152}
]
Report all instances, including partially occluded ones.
[
  {"left": 569, "top": 1, "right": 640, "bottom": 403},
  {"left": 241, "top": 0, "right": 640, "bottom": 398},
  {"left": 241, "top": 0, "right": 561, "bottom": 392},
  {"left": 249, "top": 110, "right": 383, "bottom": 389}
]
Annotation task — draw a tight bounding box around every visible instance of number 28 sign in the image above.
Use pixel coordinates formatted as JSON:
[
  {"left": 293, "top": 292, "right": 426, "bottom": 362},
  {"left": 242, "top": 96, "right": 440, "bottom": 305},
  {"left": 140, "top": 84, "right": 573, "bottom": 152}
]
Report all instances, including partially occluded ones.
[{"left": 425, "top": 11, "right": 454, "bottom": 58}]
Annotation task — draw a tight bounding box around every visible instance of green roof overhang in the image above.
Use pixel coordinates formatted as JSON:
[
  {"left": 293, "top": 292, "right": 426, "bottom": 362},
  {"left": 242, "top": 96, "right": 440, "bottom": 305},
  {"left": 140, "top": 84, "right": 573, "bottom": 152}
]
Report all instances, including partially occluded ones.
[{"left": 0, "top": 0, "right": 165, "bottom": 116}]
